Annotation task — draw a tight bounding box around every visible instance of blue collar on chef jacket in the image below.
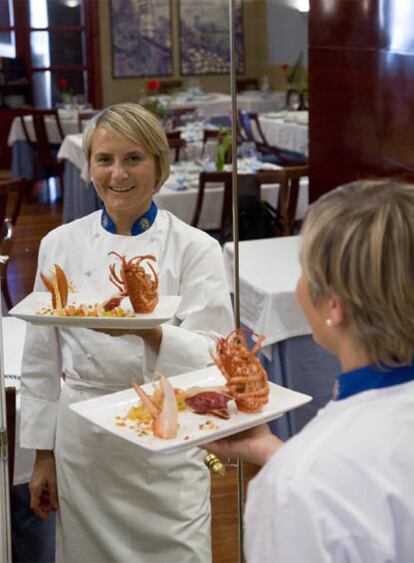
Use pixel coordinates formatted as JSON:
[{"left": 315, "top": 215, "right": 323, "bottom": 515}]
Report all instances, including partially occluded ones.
[
  {"left": 333, "top": 360, "right": 414, "bottom": 400},
  {"left": 101, "top": 202, "right": 158, "bottom": 235}
]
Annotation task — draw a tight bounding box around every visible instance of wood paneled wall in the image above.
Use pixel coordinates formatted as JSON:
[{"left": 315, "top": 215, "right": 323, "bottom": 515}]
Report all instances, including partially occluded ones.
[{"left": 309, "top": 0, "right": 414, "bottom": 201}]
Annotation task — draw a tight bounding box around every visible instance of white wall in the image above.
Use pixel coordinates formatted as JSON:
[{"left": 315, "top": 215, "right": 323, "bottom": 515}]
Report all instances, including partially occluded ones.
[{"left": 266, "top": 0, "right": 309, "bottom": 65}]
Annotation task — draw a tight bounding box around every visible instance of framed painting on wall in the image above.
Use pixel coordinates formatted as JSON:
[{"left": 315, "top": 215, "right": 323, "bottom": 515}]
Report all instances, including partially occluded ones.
[
  {"left": 178, "top": 0, "right": 244, "bottom": 75},
  {"left": 111, "top": 0, "right": 173, "bottom": 78}
]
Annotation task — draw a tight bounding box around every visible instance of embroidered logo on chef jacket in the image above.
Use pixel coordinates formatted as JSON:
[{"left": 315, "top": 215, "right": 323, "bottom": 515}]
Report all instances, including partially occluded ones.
[
  {"left": 101, "top": 202, "right": 158, "bottom": 235},
  {"left": 139, "top": 217, "right": 151, "bottom": 231}
]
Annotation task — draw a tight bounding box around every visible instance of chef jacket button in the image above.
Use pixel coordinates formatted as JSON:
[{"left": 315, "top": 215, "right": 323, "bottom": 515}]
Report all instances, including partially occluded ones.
[
  {"left": 86, "top": 353, "right": 92, "bottom": 360},
  {"left": 138, "top": 353, "right": 143, "bottom": 359},
  {"left": 84, "top": 270, "right": 91, "bottom": 276}
]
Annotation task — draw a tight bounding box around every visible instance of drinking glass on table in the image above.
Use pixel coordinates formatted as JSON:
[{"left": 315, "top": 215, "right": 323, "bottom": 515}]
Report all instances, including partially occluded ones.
[{"left": 75, "top": 94, "right": 86, "bottom": 110}]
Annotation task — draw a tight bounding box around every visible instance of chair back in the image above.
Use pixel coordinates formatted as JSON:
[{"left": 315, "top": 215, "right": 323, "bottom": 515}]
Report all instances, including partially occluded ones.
[
  {"left": 0, "top": 216, "right": 14, "bottom": 311},
  {"left": 78, "top": 110, "right": 99, "bottom": 132},
  {"left": 202, "top": 129, "right": 220, "bottom": 156},
  {"left": 158, "top": 80, "right": 183, "bottom": 94},
  {"left": 168, "top": 137, "right": 187, "bottom": 163},
  {"left": 192, "top": 171, "right": 233, "bottom": 245},
  {"left": 0, "top": 177, "right": 29, "bottom": 226},
  {"left": 0, "top": 191, "right": 8, "bottom": 229},
  {"left": 20, "top": 109, "right": 65, "bottom": 162},
  {"left": 5, "top": 387, "right": 16, "bottom": 494},
  {"left": 167, "top": 107, "right": 197, "bottom": 128},
  {"left": 236, "top": 78, "right": 259, "bottom": 92},
  {"left": 238, "top": 110, "right": 268, "bottom": 145},
  {"left": 257, "top": 165, "right": 309, "bottom": 235}
]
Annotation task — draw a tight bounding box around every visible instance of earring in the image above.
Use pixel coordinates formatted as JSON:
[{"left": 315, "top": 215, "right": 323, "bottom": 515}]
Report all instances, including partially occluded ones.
[{"left": 325, "top": 319, "right": 333, "bottom": 327}]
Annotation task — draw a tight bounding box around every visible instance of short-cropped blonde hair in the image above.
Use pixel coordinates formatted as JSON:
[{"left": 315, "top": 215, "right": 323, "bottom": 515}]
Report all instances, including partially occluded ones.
[
  {"left": 83, "top": 103, "right": 170, "bottom": 193},
  {"left": 301, "top": 179, "right": 414, "bottom": 366}
]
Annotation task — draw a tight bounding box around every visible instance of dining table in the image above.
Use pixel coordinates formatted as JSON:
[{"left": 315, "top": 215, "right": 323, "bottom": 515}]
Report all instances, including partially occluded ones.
[
  {"left": 236, "top": 90, "right": 286, "bottom": 113},
  {"left": 57, "top": 133, "right": 309, "bottom": 228},
  {"left": 7, "top": 108, "right": 83, "bottom": 181},
  {"left": 223, "top": 236, "right": 341, "bottom": 440},
  {"left": 151, "top": 90, "right": 287, "bottom": 118},
  {"left": 258, "top": 110, "right": 309, "bottom": 156}
]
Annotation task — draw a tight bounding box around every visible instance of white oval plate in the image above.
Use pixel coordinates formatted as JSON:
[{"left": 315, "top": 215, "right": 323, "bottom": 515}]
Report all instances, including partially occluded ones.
[
  {"left": 9, "top": 292, "right": 182, "bottom": 329},
  {"left": 70, "top": 366, "right": 312, "bottom": 454}
]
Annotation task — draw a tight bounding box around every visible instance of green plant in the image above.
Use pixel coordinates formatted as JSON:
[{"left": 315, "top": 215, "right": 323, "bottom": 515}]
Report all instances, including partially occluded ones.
[
  {"left": 282, "top": 52, "right": 308, "bottom": 93},
  {"left": 215, "top": 127, "right": 232, "bottom": 172},
  {"left": 141, "top": 97, "right": 169, "bottom": 120}
]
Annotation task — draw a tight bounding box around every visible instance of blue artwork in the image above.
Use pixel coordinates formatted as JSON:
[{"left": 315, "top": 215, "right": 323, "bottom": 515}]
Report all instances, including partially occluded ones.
[
  {"left": 111, "top": 0, "right": 172, "bottom": 78},
  {"left": 179, "top": 0, "right": 244, "bottom": 75}
]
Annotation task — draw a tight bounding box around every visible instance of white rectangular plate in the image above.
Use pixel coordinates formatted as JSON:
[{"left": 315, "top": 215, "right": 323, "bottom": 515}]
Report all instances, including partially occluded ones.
[
  {"left": 9, "top": 292, "right": 182, "bottom": 329},
  {"left": 70, "top": 366, "right": 312, "bottom": 454}
]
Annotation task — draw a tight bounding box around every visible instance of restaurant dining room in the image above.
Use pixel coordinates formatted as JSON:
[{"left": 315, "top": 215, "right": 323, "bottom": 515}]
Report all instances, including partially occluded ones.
[{"left": 1, "top": 0, "right": 414, "bottom": 562}]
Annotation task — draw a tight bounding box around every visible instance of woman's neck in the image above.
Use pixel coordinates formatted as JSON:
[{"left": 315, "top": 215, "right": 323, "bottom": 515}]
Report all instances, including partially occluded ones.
[{"left": 337, "top": 338, "right": 370, "bottom": 373}]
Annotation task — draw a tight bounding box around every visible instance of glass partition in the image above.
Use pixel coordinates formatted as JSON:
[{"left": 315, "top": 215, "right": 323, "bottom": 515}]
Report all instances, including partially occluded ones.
[
  {"left": 0, "top": 295, "right": 12, "bottom": 562},
  {"left": 229, "top": 2, "right": 309, "bottom": 560}
]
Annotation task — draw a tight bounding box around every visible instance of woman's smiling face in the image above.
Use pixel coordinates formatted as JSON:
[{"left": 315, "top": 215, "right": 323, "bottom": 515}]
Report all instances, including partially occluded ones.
[{"left": 89, "top": 126, "right": 158, "bottom": 219}]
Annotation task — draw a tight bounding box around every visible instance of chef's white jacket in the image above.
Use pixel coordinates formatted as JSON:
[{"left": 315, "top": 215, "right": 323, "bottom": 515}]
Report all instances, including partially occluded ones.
[
  {"left": 245, "top": 381, "right": 414, "bottom": 563},
  {"left": 20, "top": 209, "right": 234, "bottom": 562}
]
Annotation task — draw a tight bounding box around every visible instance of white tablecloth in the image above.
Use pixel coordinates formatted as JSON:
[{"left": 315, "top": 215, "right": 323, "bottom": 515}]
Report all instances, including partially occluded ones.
[
  {"left": 237, "top": 91, "right": 286, "bottom": 113},
  {"left": 58, "top": 133, "right": 89, "bottom": 180},
  {"left": 223, "top": 236, "right": 310, "bottom": 350},
  {"left": 258, "top": 112, "right": 309, "bottom": 156},
  {"left": 157, "top": 91, "right": 287, "bottom": 118},
  {"left": 8, "top": 110, "right": 80, "bottom": 145},
  {"left": 162, "top": 92, "right": 231, "bottom": 118},
  {"left": 2, "top": 317, "right": 34, "bottom": 486}
]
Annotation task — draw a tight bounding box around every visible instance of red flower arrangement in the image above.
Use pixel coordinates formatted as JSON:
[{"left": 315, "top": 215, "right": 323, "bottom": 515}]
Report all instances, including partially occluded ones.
[
  {"left": 146, "top": 79, "right": 161, "bottom": 93},
  {"left": 58, "top": 78, "right": 71, "bottom": 94}
]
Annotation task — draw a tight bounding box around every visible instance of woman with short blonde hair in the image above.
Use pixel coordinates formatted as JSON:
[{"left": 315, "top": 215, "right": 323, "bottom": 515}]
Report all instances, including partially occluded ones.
[
  {"left": 21, "top": 103, "right": 233, "bottom": 562},
  {"left": 83, "top": 102, "right": 170, "bottom": 193},
  {"left": 206, "top": 179, "right": 414, "bottom": 563},
  {"left": 301, "top": 179, "right": 414, "bottom": 366}
]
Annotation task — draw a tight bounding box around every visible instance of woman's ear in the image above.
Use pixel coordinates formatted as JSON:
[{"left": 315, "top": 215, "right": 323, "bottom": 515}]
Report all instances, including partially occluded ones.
[{"left": 329, "top": 293, "right": 346, "bottom": 327}]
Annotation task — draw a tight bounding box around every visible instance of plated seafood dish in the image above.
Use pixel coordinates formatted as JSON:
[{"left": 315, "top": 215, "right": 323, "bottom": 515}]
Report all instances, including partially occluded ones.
[
  {"left": 70, "top": 360, "right": 311, "bottom": 454},
  {"left": 38, "top": 252, "right": 159, "bottom": 317},
  {"left": 118, "top": 329, "right": 270, "bottom": 440}
]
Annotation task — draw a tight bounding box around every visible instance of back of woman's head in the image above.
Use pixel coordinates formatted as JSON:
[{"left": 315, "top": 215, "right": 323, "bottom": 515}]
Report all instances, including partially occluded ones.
[
  {"left": 83, "top": 103, "right": 170, "bottom": 192},
  {"left": 301, "top": 179, "right": 414, "bottom": 366}
]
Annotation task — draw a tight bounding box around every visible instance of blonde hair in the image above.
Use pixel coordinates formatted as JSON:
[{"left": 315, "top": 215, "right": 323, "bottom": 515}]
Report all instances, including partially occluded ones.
[
  {"left": 83, "top": 103, "right": 170, "bottom": 193},
  {"left": 301, "top": 179, "right": 414, "bottom": 366}
]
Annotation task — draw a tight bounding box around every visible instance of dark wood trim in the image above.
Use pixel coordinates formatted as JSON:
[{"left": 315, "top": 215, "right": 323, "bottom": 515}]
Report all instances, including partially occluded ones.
[
  {"left": 29, "top": 26, "right": 86, "bottom": 32},
  {"left": 84, "top": 0, "right": 102, "bottom": 108},
  {"left": 31, "top": 65, "right": 88, "bottom": 72}
]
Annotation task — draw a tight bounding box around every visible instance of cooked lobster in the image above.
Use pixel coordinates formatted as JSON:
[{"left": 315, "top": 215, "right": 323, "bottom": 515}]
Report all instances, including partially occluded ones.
[
  {"left": 106, "top": 252, "right": 159, "bottom": 313},
  {"left": 213, "top": 328, "right": 269, "bottom": 413}
]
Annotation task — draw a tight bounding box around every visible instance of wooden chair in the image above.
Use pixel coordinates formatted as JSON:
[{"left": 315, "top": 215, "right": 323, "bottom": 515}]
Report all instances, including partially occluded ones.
[
  {"left": 256, "top": 165, "right": 309, "bottom": 235},
  {"left": 202, "top": 129, "right": 220, "bottom": 157},
  {"left": 0, "top": 178, "right": 29, "bottom": 310},
  {"left": 19, "top": 108, "right": 65, "bottom": 199},
  {"left": 166, "top": 107, "right": 197, "bottom": 128},
  {"left": 1, "top": 215, "right": 15, "bottom": 311},
  {"left": 236, "top": 78, "right": 259, "bottom": 92},
  {"left": 0, "top": 177, "right": 30, "bottom": 227},
  {"left": 238, "top": 110, "right": 307, "bottom": 166},
  {"left": 168, "top": 136, "right": 187, "bottom": 163},
  {"left": 77, "top": 110, "right": 99, "bottom": 132},
  {"left": 158, "top": 80, "right": 183, "bottom": 94},
  {"left": 5, "top": 386, "right": 16, "bottom": 494},
  {"left": 191, "top": 171, "right": 233, "bottom": 245}
]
